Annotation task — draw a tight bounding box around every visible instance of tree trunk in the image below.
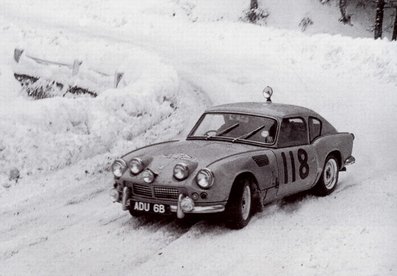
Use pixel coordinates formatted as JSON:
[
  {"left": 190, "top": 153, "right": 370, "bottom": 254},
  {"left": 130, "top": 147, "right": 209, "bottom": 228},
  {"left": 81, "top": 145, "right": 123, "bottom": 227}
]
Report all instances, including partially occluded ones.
[
  {"left": 248, "top": 0, "right": 259, "bottom": 23},
  {"left": 339, "top": 0, "right": 348, "bottom": 23},
  {"left": 374, "top": 0, "right": 385, "bottom": 39},
  {"left": 250, "top": 0, "right": 258, "bottom": 10},
  {"left": 393, "top": 7, "right": 397, "bottom": 40},
  {"left": 339, "top": 0, "right": 352, "bottom": 25}
]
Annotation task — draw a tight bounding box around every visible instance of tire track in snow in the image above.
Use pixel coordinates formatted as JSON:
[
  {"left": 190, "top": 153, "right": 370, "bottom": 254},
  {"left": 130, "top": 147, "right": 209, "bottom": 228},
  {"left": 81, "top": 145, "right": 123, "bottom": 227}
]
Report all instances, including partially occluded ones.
[
  {"left": 0, "top": 8, "right": 222, "bottom": 274},
  {"left": 0, "top": 16, "right": 213, "bottom": 263},
  {"left": 0, "top": 75, "right": 211, "bottom": 274}
]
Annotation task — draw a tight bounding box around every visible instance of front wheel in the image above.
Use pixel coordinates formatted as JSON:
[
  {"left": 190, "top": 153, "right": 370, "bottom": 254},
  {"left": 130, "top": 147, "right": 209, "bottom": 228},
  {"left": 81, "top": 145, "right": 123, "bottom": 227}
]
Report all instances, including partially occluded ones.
[
  {"left": 225, "top": 178, "right": 253, "bottom": 229},
  {"left": 312, "top": 155, "right": 339, "bottom": 196}
]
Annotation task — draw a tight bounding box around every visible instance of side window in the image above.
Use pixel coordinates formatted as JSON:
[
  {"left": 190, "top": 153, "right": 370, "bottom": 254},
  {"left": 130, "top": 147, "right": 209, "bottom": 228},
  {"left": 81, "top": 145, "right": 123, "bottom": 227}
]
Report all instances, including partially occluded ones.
[
  {"left": 309, "top": 117, "right": 322, "bottom": 143},
  {"left": 278, "top": 118, "right": 308, "bottom": 147}
]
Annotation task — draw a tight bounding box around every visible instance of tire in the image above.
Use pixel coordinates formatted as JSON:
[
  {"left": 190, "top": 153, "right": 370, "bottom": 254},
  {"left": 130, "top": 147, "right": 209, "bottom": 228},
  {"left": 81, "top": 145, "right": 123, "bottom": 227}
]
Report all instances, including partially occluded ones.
[
  {"left": 225, "top": 178, "right": 253, "bottom": 229},
  {"left": 312, "top": 155, "right": 339, "bottom": 196}
]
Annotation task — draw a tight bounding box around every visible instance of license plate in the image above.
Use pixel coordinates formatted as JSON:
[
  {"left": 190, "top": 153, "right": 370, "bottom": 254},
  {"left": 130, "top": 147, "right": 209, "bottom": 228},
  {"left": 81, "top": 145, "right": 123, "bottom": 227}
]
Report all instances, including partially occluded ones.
[{"left": 131, "top": 201, "right": 169, "bottom": 214}]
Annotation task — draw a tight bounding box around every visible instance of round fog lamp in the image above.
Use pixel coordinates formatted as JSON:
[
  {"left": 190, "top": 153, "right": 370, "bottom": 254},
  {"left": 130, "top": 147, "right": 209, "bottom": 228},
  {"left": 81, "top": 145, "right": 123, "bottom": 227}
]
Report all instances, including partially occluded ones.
[
  {"left": 109, "top": 189, "right": 120, "bottom": 202},
  {"left": 196, "top": 168, "right": 214, "bottom": 189},
  {"left": 181, "top": 197, "right": 195, "bottom": 212},
  {"left": 112, "top": 159, "right": 126, "bottom": 178},
  {"left": 130, "top": 158, "right": 144, "bottom": 175},
  {"left": 142, "top": 169, "right": 155, "bottom": 183},
  {"left": 191, "top": 192, "right": 199, "bottom": 201},
  {"left": 173, "top": 163, "right": 189, "bottom": 180}
]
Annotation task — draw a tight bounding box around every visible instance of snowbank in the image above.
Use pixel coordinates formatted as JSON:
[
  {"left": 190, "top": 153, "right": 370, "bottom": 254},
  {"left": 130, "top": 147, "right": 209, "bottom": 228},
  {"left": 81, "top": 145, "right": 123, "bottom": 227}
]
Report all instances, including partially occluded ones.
[{"left": 0, "top": 25, "right": 181, "bottom": 179}]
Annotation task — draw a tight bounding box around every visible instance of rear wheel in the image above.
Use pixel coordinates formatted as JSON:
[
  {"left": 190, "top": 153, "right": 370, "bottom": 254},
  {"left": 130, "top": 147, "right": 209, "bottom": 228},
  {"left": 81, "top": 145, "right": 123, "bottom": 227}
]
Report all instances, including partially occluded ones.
[
  {"left": 312, "top": 155, "right": 339, "bottom": 196},
  {"left": 225, "top": 178, "right": 253, "bottom": 229}
]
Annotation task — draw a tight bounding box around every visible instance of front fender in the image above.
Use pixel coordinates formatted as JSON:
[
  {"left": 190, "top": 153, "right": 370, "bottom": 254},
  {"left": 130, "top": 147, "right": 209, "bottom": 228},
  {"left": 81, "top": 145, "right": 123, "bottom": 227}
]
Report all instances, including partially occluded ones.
[{"left": 207, "top": 150, "right": 278, "bottom": 202}]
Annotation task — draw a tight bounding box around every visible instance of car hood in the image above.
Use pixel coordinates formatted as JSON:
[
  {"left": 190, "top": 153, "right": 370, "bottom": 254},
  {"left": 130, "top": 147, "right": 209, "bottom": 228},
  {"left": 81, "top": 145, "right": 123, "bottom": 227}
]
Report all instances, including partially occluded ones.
[{"left": 123, "top": 139, "right": 262, "bottom": 173}]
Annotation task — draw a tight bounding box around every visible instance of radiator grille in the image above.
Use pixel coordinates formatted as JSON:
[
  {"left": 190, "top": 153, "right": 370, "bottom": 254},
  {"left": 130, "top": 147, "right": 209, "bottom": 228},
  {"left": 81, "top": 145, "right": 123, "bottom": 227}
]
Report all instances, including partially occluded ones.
[
  {"left": 154, "top": 187, "right": 179, "bottom": 199},
  {"left": 132, "top": 183, "right": 152, "bottom": 197},
  {"left": 130, "top": 183, "right": 180, "bottom": 200}
]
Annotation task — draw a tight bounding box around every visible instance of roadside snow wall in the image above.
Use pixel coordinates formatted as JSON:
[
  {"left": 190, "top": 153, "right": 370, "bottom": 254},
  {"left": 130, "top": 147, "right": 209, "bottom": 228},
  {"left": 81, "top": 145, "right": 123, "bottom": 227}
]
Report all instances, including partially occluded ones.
[{"left": 0, "top": 29, "right": 180, "bottom": 179}]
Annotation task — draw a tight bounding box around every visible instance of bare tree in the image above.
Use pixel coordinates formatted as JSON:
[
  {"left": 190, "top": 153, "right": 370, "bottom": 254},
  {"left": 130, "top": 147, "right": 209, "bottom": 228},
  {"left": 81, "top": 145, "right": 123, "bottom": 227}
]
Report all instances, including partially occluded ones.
[
  {"left": 245, "top": 0, "right": 268, "bottom": 24},
  {"left": 339, "top": 0, "right": 352, "bottom": 24},
  {"left": 247, "top": 0, "right": 259, "bottom": 22},
  {"left": 374, "top": 0, "right": 385, "bottom": 39},
  {"left": 250, "top": 0, "right": 258, "bottom": 10},
  {"left": 392, "top": 3, "right": 397, "bottom": 40}
]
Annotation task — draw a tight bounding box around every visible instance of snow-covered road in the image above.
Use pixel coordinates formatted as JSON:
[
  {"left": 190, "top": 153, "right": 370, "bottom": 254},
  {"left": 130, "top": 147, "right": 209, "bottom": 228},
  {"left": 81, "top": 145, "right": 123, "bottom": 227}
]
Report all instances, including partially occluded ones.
[
  {"left": 1, "top": 1, "right": 397, "bottom": 275},
  {"left": 0, "top": 77, "right": 211, "bottom": 275}
]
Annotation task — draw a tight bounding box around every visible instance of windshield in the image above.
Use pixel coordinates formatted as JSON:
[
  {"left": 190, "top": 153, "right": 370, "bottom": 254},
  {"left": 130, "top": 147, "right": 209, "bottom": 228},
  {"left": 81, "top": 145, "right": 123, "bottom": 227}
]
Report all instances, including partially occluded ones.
[{"left": 189, "top": 113, "right": 277, "bottom": 144}]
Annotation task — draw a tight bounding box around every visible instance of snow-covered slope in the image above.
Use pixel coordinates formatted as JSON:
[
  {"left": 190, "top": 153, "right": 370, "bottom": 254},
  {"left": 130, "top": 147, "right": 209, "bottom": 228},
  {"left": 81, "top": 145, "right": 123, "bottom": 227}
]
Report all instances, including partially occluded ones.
[
  {"left": 0, "top": 0, "right": 389, "bottom": 38},
  {"left": 0, "top": 1, "right": 396, "bottom": 275}
]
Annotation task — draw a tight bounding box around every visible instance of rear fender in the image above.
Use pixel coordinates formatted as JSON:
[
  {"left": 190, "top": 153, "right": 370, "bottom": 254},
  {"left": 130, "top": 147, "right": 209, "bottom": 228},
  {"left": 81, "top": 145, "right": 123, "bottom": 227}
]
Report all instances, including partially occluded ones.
[{"left": 312, "top": 133, "right": 354, "bottom": 171}]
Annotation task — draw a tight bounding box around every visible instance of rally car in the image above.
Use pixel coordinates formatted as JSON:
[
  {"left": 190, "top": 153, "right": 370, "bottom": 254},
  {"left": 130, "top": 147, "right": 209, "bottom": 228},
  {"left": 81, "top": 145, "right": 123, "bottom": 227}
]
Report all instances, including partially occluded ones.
[{"left": 109, "top": 88, "right": 355, "bottom": 229}]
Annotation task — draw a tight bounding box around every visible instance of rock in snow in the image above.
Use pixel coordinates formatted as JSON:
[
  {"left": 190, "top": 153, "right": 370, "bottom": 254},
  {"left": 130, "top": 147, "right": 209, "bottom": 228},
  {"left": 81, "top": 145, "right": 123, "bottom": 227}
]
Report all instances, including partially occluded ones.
[{"left": 8, "top": 167, "right": 20, "bottom": 182}]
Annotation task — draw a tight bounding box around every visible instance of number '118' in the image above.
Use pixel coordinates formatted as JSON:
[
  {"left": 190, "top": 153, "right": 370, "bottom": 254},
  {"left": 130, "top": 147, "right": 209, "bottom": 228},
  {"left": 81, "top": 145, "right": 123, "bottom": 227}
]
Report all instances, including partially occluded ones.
[{"left": 281, "top": 149, "right": 309, "bottom": 184}]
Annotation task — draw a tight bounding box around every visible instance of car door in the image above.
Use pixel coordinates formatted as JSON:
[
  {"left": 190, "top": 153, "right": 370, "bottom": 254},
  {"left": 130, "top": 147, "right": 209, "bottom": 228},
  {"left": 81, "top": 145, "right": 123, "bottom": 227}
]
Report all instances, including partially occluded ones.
[{"left": 272, "top": 117, "right": 319, "bottom": 197}]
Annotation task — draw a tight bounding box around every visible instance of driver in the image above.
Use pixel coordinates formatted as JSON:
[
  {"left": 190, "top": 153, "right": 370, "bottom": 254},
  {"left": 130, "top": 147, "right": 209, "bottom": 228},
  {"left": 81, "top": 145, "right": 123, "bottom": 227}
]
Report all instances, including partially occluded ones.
[{"left": 265, "top": 123, "right": 277, "bottom": 143}]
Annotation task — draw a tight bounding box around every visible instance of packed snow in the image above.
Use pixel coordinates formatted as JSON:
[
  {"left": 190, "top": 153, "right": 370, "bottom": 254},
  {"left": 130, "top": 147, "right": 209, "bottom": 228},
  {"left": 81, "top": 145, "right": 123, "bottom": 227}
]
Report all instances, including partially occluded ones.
[{"left": 0, "top": 0, "right": 396, "bottom": 275}]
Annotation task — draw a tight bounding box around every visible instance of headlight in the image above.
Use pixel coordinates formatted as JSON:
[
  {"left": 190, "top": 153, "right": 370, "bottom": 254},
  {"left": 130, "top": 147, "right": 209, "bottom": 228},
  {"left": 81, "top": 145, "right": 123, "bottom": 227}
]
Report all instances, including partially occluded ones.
[
  {"left": 173, "top": 163, "right": 189, "bottom": 180},
  {"left": 130, "top": 158, "right": 144, "bottom": 175},
  {"left": 142, "top": 169, "right": 155, "bottom": 183},
  {"left": 112, "top": 159, "right": 127, "bottom": 178},
  {"left": 196, "top": 168, "right": 214, "bottom": 189}
]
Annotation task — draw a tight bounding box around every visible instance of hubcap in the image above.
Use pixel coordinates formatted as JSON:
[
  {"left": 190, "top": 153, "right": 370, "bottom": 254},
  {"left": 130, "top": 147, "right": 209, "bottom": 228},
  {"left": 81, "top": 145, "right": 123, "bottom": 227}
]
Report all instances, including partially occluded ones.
[
  {"left": 324, "top": 159, "right": 338, "bottom": 189},
  {"left": 241, "top": 185, "right": 251, "bottom": 220}
]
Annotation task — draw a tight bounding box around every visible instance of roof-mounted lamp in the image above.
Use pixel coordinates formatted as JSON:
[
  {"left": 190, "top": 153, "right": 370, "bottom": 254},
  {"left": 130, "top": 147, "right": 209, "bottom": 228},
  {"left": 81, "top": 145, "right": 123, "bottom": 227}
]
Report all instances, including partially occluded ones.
[{"left": 263, "top": 86, "right": 273, "bottom": 103}]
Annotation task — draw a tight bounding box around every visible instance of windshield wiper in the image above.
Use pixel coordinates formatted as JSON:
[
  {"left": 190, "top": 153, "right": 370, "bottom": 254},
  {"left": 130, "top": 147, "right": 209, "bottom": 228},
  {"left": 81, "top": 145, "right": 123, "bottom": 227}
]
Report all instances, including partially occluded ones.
[
  {"left": 216, "top": 123, "right": 239, "bottom": 136},
  {"left": 204, "top": 123, "right": 239, "bottom": 140},
  {"left": 232, "top": 124, "right": 267, "bottom": 143}
]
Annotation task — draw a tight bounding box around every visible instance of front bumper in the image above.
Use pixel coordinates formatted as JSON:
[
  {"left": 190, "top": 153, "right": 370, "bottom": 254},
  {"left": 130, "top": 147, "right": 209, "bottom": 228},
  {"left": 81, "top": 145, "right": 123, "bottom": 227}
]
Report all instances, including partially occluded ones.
[
  {"left": 112, "top": 187, "right": 225, "bottom": 219},
  {"left": 170, "top": 203, "right": 225, "bottom": 214},
  {"left": 344, "top": 155, "right": 356, "bottom": 166}
]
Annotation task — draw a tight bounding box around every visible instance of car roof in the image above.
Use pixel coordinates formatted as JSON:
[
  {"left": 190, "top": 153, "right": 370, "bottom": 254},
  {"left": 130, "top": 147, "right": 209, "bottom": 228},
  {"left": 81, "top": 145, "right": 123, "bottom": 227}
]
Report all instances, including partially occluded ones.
[{"left": 205, "top": 102, "right": 319, "bottom": 119}]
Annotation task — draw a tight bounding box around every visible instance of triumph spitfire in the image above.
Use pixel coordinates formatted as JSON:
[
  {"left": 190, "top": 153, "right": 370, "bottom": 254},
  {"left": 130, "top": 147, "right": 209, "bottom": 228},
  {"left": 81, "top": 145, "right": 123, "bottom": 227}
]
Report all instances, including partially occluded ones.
[{"left": 109, "top": 87, "right": 355, "bottom": 229}]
